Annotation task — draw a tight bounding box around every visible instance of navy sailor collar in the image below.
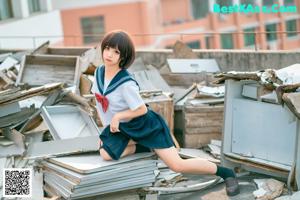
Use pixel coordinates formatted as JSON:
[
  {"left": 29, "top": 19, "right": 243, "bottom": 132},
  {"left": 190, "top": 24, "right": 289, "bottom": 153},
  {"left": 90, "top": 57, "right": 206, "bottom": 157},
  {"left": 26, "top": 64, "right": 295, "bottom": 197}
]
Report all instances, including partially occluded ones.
[{"left": 95, "top": 65, "right": 139, "bottom": 96}]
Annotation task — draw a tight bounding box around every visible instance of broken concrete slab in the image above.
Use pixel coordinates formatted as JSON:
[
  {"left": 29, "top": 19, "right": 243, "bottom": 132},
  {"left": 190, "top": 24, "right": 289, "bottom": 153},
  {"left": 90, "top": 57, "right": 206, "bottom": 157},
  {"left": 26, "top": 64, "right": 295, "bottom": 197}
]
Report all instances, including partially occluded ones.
[
  {"left": 173, "top": 41, "right": 199, "bottom": 59},
  {"left": 253, "top": 179, "right": 285, "bottom": 200},
  {"left": 41, "top": 105, "right": 100, "bottom": 140}
]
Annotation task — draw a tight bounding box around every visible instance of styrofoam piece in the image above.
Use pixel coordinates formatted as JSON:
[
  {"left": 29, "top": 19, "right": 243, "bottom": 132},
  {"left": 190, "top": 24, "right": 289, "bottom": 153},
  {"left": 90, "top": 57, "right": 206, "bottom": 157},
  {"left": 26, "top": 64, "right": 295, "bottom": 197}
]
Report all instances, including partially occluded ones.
[
  {"left": 167, "top": 59, "right": 220, "bottom": 73},
  {"left": 41, "top": 105, "right": 100, "bottom": 140},
  {"left": 47, "top": 152, "right": 155, "bottom": 174}
]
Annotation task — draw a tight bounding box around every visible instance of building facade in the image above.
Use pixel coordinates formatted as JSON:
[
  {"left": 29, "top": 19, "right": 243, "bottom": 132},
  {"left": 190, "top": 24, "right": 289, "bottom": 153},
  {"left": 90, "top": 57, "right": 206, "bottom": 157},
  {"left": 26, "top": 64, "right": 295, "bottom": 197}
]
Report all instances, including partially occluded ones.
[{"left": 0, "top": 0, "right": 299, "bottom": 50}]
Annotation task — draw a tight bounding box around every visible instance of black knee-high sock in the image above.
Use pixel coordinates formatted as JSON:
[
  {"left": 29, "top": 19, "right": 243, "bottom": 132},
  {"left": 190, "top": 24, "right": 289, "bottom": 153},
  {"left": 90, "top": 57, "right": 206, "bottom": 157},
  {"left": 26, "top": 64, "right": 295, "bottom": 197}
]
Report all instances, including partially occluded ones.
[
  {"left": 135, "top": 144, "right": 151, "bottom": 153},
  {"left": 216, "top": 166, "right": 236, "bottom": 180}
]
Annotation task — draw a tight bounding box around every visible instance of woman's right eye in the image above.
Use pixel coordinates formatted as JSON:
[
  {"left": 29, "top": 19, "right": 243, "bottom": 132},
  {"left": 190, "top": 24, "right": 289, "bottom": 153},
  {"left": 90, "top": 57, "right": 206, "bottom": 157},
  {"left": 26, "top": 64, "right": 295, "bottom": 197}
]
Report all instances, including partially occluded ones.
[{"left": 105, "top": 46, "right": 110, "bottom": 50}]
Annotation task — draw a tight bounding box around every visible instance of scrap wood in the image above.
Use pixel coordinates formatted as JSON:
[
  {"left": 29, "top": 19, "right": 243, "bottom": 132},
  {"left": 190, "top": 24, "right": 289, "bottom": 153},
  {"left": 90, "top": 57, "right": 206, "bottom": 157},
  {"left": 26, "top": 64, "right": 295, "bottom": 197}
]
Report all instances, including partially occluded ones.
[
  {"left": 174, "top": 83, "right": 197, "bottom": 104},
  {"left": 276, "top": 83, "right": 300, "bottom": 104},
  {"left": 0, "top": 82, "right": 64, "bottom": 106},
  {"left": 60, "top": 90, "right": 95, "bottom": 115},
  {"left": 147, "top": 177, "right": 221, "bottom": 194},
  {"left": 214, "top": 71, "right": 260, "bottom": 84},
  {"left": 0, "top": 106, "right": 36, "bottom": 128},
  {"left": 19, "top": 90, "right": 63, "bottom": 133},
  {"left": 30, "top": 41, "right": 50, "bottom": 55}
]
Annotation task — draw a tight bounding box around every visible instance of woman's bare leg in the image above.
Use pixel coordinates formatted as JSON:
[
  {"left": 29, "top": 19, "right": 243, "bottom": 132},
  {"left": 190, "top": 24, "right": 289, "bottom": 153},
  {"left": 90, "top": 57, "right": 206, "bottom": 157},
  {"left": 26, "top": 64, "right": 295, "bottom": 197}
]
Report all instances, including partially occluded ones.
[
  {"left": 99, "top": 139, "right": 136, "bottom": 161},
  {"left": 154, "top": 146, "right": 217, "bottom": 174}
]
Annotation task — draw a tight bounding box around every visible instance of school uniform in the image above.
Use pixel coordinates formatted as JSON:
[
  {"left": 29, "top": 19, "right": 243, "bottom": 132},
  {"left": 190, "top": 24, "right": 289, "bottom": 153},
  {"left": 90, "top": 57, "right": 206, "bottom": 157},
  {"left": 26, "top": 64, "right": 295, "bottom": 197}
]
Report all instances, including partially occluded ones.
[{"left": 91, "top": 65, "right": 174, "bottom": 160}]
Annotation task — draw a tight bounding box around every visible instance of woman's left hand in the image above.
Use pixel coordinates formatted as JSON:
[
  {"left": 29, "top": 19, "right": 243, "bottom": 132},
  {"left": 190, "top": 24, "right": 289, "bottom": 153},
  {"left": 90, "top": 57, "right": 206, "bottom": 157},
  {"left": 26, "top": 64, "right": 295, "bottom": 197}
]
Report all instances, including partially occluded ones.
[{"left": 110, "top": 114, "right": 120, "bottom": 133}]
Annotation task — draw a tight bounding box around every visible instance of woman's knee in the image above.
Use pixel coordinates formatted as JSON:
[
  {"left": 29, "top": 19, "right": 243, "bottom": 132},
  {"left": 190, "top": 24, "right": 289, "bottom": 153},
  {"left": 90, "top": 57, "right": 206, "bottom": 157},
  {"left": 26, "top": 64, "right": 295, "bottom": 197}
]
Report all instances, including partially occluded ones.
[
  {"left": 168, "top": 162, "right": 184, "bottom": 173},
  {"left": 99, "top": 148, "right": 112, "bottom": 161}
]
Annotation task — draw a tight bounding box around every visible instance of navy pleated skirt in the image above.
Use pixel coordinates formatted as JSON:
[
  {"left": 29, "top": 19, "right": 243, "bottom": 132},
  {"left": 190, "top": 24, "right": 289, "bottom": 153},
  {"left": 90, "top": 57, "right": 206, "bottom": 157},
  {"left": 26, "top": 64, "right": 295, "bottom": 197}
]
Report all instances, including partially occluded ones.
[{"left": 99, "top": 109, "right": 174, "bottom": 160}]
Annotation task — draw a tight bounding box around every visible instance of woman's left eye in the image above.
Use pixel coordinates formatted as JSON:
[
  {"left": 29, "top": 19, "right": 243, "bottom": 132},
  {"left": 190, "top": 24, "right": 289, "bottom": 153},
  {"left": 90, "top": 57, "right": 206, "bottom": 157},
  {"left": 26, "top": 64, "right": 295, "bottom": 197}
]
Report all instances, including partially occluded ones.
[{"left": 115, "top": 51, "right": 120, "bottom": 54}]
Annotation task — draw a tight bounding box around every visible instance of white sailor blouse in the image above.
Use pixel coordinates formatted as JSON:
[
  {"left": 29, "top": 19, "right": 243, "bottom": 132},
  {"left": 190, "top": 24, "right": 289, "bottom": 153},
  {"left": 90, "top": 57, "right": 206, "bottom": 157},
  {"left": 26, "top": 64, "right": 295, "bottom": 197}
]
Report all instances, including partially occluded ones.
[{"left": 91, "top": 65, "right": 145, "bottom": 126}]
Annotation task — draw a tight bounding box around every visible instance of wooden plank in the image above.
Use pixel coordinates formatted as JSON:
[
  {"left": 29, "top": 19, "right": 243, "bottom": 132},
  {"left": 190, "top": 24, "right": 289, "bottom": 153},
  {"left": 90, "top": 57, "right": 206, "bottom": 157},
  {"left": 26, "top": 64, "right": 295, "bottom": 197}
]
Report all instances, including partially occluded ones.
[
  {"left": 24, "top": 136, "right": 99, "bottom": 159},
  {"left": 48, "top": 47, "right": 88, "bottom": 56},
  {"left": 16, "top": 55, "right": 80, "bottom": 91},
  {"left": 184, "top": 105, "right": 224, "bottom": 113},
  {"left": 184, "top": 133, "right": 221, "bottom": 148},
  {"left": 30, "top": 41, "right": 50, "bottom": 55},
  {"left": 0, "top": 107, "right": 36, "bottom": 128},
  {"left": 283, "top": 92, "right": 300, "bottom": 119},
  {"left": 185, "top": 127, "right": 222, "bottom": 135},
  {"left": 0, "top": 82, "right": 63, "bottom": 106}
]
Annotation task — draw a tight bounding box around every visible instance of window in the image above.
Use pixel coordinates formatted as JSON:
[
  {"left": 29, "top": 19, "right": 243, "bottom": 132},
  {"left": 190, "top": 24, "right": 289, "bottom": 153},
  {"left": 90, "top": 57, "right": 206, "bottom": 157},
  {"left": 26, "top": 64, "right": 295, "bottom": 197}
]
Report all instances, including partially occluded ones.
[
  {"left": 191, "top": 0, "right": 209, "bottom": 19},
  {"left": 284, "top": 0, "right": 294, "bottom": 6},
  {"left": 186, "top": 41, "right": 201, "bottom": 49},
  {"left": 240, "top": 0, "right": 255, "bottom": 6},
  {"left": 81, "top": 16, "right": 105, "bottom": 44},
  {"left": 216, "top": 0, "right": 233, "bottom": 7},
  {"left": 265, "top": 24, "right": 277, "bottom": 41},
  {"left": 28, "top": 0, "right": 41, "bottom": 14},
  {"left": 221, "top": 33, "right": 234, "bottom": 49},
  {"left": 244, "top": 27, "right": 256, "bottom": 46},
  {"left": 286, "top": 19, "right": 297, "bottom": 37},
  {"left": 0, "top": 0, "right": 13, "bottom": 21},
  {"left": 205, "top": 36, "right": 212, "bottom": 49},
  {"left": 263, "top": 0, "right": 274, "bottom": 6}
]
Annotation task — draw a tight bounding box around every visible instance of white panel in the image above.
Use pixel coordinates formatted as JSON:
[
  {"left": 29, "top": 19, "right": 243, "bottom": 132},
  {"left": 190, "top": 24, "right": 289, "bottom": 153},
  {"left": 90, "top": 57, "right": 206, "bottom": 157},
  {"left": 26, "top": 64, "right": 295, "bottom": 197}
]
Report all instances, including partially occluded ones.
[
  {"left": 232, "top": 98, "right": 297, "bottom": 166},
  {"left": 167, "top": 59, "right": 220, "bottom": 73}
]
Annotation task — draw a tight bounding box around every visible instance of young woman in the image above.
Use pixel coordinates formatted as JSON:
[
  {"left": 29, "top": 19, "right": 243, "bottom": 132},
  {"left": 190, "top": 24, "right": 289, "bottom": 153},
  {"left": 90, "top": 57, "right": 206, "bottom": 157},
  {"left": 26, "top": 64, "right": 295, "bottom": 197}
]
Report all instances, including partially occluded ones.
[{"left": 91, "top": 30, "right": 240, "bottom": 196}]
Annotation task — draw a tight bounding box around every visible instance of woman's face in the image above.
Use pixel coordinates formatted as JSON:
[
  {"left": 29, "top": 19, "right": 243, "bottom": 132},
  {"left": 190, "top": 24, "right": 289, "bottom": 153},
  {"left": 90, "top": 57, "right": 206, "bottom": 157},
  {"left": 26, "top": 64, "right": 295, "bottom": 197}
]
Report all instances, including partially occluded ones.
[{"left": 102, "top": 46, "right": 121, "bottom": 67}]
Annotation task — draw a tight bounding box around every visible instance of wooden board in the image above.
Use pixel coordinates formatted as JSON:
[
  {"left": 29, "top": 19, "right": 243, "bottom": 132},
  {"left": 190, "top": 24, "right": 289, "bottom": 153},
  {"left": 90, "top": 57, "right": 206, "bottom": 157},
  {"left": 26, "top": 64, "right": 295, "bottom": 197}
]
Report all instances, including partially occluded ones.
[
  {"left": 16, "top": 55, "right": 80, "bottom": 93},
  {"left": 183, "top": 103, "right": 224, "bottom": 148},
  {"left": 143, "top": 93, "right": 179, "bottom": 148}
]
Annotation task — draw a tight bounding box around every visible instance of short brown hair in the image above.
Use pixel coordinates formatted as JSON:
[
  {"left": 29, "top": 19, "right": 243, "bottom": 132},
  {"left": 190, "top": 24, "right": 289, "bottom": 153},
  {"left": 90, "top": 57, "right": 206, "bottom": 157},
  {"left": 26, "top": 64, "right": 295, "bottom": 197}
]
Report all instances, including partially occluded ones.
[{"left": 101, "top": 30, "right": 135, "bottom": 69}]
